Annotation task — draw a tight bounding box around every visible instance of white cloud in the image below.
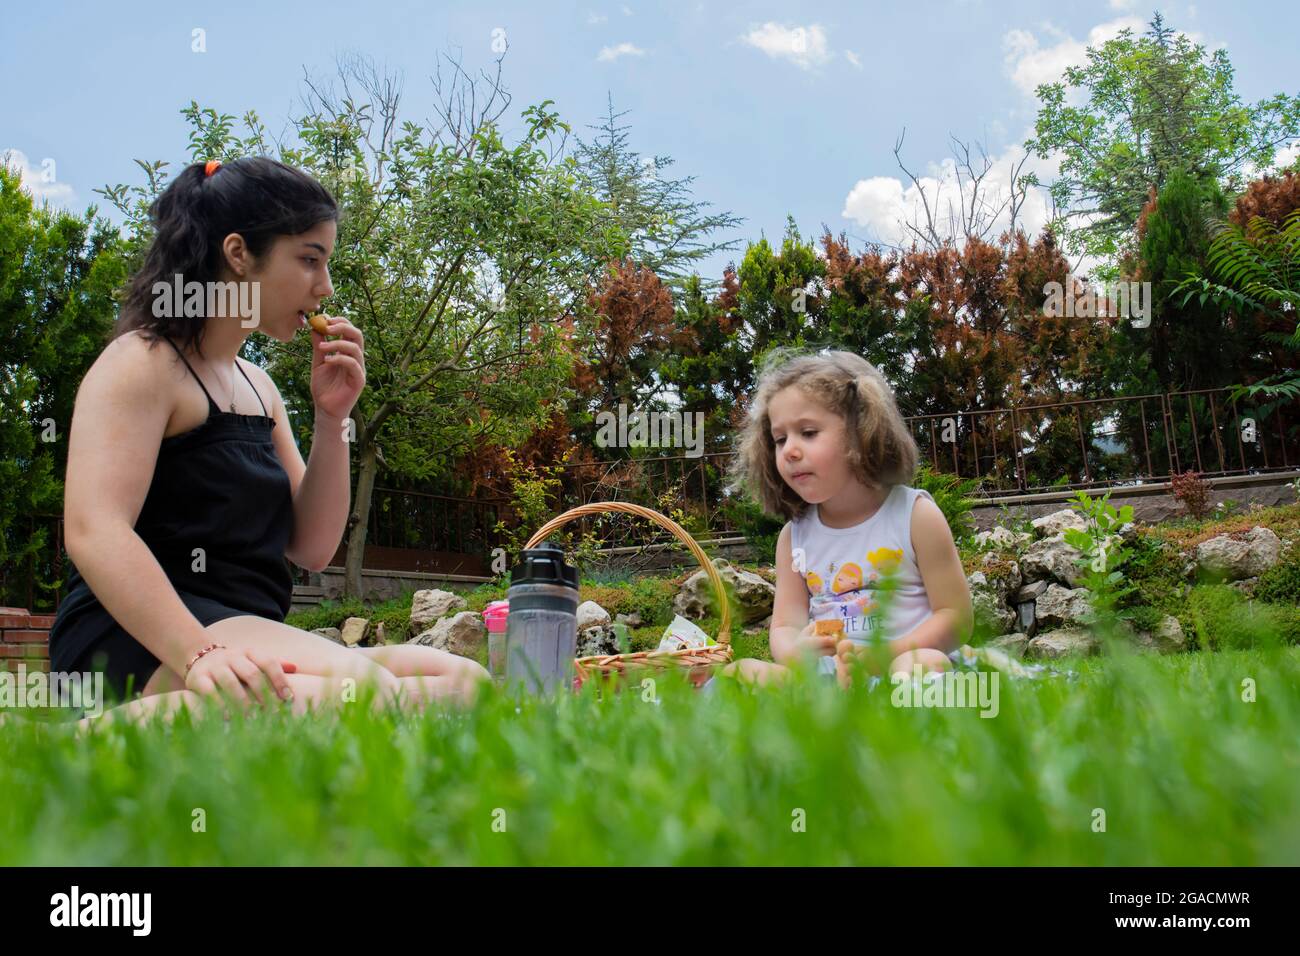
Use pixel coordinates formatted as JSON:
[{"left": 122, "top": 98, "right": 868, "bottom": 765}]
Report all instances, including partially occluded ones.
[
  {"left": 1, "top": 148, "right": 77, "bottom": 208},
  {"left": 1274, "top": 140, "right": 1300, "bottom": 169},
  {"left": 597, "top": 42, "right": 645, "bottom": 62},
  {"left": 740, "top": 22, "right": 832, "bottom": 71},
  {"left": 841, "top": 141, "right": 1060, "bottom": 252},
  {"left": 587, "top": 12, "right": 607, "bottom": 25},
  {"left": 621, "top": 4, "right": 632, "bottom": 15},
  {"left": 1245, "top": 139, "right": 1300, "bottom": 179},
  {"left": 845, "top": 50, "right": 862, "bottom": 70},
  {"left": 1108, "top": 0, "right": 1136, "bottom": 9},
  {"left": 1002, "top": 17, "right": 1145, "bottom": 96}
]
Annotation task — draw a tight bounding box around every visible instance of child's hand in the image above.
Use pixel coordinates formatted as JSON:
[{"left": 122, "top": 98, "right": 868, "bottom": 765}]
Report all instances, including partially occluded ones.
[
  {"left": 791, "top": 621, "right": 838, "bottom": 660},
  {"left": 835, "top": 638, "right": 887, "bottom": 688}
]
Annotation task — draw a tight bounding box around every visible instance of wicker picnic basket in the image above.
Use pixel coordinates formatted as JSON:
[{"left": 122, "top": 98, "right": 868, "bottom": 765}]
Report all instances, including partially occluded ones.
[{"left": 522, "top": 502, "right": 733, "bottom": 687}]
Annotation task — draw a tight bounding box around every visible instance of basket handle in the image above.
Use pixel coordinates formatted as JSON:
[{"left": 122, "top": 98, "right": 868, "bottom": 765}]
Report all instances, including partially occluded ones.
[{"left": 523, "top": 501, "right": 731, "bottom": 645}]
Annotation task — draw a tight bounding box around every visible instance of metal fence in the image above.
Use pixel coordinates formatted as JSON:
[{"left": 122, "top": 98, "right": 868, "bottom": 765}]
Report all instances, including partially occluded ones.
[
  {"left": 909, "top": 388, "right": 1297, "bottom": 495},
  {"left": 11, "top": 388, "right": 1299, "bottom": 610}
]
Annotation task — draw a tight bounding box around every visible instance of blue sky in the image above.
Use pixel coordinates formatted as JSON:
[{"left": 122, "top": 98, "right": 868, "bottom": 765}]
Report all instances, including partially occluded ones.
[{"left": 5, "top": 0, "right": 1299, "bottom": 282}]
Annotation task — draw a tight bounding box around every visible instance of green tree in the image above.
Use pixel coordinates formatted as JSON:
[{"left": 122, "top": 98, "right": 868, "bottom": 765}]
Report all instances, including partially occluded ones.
[
  {"left": 1127, "top": 168, "right": 1234, "bottom": 392},
  {"left": 0, "top": 163, "right": 128, "bottom": 610},
  {"left": 736, "top": 217, "right": 829, "bottom": 365},
  {"left": 1026, "top": 13, "right": 1300, "bottom": 278},
  {"left": 97, "top": 54, "right": 621, "bottom": 598},
  {"left": 573, "top": 95, "right": 743, "bottom": 293}
]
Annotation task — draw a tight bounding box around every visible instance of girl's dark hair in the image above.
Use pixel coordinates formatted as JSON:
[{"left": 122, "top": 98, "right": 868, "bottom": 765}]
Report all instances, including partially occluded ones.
[{"left": 111, "top": 156, "right": 338, "bottom": 358}]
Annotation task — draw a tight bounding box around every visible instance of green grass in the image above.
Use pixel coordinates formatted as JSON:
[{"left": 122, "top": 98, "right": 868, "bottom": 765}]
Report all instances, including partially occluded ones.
[{"left": 3, "top": 645, "right": 1298, "bottom": 865}]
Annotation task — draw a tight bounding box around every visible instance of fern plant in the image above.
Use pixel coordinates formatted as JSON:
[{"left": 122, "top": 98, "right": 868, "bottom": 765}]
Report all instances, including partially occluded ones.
[{"left": 1174, "top": 209, "right": 1300, "bottom": 408}]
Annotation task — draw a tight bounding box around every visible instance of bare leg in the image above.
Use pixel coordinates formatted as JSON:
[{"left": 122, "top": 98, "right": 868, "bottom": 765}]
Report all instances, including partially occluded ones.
[
  {"left": 888, "top": 648, "right": 952, "bottom": 678},
  {"left": 357, "top": 644, "right": 490, "bottom": 707},
  {"left": 721, "top": 658, "right": 793, "bottom": 686},
  {"left": 69, "top": 616, "right": 410, "bottom": 732}
]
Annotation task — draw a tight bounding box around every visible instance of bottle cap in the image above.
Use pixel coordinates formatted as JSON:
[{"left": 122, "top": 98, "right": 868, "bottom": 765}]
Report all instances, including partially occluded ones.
[{"left": 509, "top": 541, "right": 579, "bottom": 590}]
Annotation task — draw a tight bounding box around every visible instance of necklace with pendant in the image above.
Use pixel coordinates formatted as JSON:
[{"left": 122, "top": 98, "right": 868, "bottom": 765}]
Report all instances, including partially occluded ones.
[{"left": 217, "top": 364, "right": 238, "bottom": 413}]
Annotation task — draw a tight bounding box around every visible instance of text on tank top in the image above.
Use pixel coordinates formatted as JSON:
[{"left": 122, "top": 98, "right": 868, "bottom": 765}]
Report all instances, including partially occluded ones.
[{"left": 788, "top": 484, "right": 936, "bottom": 674}]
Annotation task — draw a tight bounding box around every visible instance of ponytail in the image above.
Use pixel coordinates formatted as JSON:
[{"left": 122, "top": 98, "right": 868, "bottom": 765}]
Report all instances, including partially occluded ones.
[{"left": 111, "top": 156, "right": 338, "bottom": 359}]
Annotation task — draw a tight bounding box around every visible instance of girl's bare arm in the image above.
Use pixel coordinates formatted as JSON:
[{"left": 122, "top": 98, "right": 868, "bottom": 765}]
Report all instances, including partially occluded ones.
[{"left": 62, "top": 334, "right": 215, "bottom": 677}]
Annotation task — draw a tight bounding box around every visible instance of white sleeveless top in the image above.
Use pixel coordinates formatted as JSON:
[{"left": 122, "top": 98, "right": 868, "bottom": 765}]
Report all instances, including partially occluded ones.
[{"left": 788, "top": 483, "right": 936, "bottom": 675}]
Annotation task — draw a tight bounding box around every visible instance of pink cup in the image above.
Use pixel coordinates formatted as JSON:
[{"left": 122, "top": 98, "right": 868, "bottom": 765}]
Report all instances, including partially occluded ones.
[{"left": 483, "top": 600, "right": 509, "bottom": 678}]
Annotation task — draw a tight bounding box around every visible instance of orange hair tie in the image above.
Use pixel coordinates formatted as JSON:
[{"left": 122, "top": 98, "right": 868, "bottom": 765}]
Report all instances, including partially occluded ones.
[{"left": 204, "top": 159, "right": 222, "bottom": 177}]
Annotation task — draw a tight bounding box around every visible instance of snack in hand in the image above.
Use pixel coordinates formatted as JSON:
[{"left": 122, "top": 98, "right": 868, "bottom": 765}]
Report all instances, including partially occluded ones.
[
  {"left": 307, "top": 313, "right": 330, "bottom": 335},
  {"left": 815, "top": 619, "right": 845, "bottom": 637}
]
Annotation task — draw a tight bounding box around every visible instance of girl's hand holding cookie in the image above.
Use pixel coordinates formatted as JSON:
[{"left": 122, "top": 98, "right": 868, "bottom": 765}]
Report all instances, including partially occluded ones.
[
  {"left": 792, "top": 620, "right": 839, "bottom": 659},
  {"left": 308, "top": 313, "right": 366, "bottom": 420}
]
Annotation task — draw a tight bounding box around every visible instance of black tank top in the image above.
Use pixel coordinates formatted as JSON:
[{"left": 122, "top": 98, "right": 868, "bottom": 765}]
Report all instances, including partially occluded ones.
[{"left": 48, "top": 335, "right": 295, "bottom": 668}]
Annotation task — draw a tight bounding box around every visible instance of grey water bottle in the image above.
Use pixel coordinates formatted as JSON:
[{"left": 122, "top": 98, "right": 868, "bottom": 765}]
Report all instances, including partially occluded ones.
[{"left": 504, "top": 542, "right": 579, "bottom": 693}]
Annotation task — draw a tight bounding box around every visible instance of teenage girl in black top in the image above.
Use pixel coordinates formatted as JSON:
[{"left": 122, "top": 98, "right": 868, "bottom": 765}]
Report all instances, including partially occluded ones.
[{"left": 48, "top": 157, "right": 487, "bottom": 724}]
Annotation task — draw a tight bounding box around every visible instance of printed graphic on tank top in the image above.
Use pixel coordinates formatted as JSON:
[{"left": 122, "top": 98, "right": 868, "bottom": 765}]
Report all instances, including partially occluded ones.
[
  {"left": 788, "top": 484, "right": 936, "bottom": 676},
  {"left": 48, "top": 334, "right": 296, "bottom": 674}
]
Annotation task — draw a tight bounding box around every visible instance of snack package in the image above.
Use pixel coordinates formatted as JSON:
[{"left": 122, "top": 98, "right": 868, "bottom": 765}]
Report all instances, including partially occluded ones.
[
  {"left": 814, "top": 619, "right": 846, "bottom": 638},
  {"left": 657, "top": 614, "right": 716, "bottom": 652}
]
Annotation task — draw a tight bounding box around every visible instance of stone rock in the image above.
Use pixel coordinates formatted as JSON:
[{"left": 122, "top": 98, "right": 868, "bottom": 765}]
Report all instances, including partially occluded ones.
[
  {"left": 1026, "top": 627, "right": 1100, "bottom": 659},
  {"left": 673, "top": 559, "right": 775, "bottom": 624},
  {"left": 576, "top": 625, "right": 620, "bottom": 658},
  {"left": 576, "top": 601, "right": 611, "bottom": 632},
  {"left": 1020, "top": 534, "right": 1088, "bottom": 587},
  {"left": 411, "top": 611, "right": 486, "bottom": 658},
  {"left": 972, "top": 590, "right": 1016, "bottom": 636},
  {"left": 409, "top": 589, "right": 468, "bottom": 630},
  {"left": 1034, "top": 584, "right": 1093, "bottom": 628},
  {"left": 974, "top": 526, "right": 1031, "bottom": 550},
  {"left": 1031, "top": 509, "right": 1088, "bottom": 538},
  {"left": 1133, "top": 615, "right": 1186, "bottom": 654},
  {"left": 1015, "top": 601, "right": 1037, "bottom": 636},
  {"left": 615, "top": 612, "right": 643, "bottom": 628},
  {"left": 970, "top": 560, "right": 1022, "bottom": 604},
  {"left": 1195, "top": 527, "right": 1282, "bottom": 582},
  {"left": 311, "top": 627, "right": 344, "bottom": 645},
  {"left": 1229, "top": 576, "right": 1259, "bottom": 597},
  {"left": 340, "top": 617, "right": 369, "bottom": 647},
  {"left": 988, "top": 632, "right": 1030, "bottom": 658},
  {"left": 1015, "top": 580, "right": 1049, "bottom": 603}
]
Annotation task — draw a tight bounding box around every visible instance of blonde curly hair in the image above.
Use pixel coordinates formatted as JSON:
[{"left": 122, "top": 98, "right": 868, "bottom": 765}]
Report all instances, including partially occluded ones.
[{"left": 729, "top": 348, "right": 919, "bottom": 520}]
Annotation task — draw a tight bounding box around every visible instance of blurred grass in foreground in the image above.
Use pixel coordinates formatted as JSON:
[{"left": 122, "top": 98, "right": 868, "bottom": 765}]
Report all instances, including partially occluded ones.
[{"left": 1, "top": 646, "right": 1297, "bottom": 865}]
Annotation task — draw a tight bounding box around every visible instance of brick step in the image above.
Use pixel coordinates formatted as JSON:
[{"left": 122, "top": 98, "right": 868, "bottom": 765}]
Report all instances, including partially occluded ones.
[
  {"left": 0, "top": 645, "right": 49, "bottom": 658},
  {"left": 2, "top": 630, "right": 49, "bottom": 643}
]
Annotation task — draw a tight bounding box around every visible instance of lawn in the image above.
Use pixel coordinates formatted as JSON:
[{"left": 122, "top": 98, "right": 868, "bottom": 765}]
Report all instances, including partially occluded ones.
[{"left": 2, "top": 643, "right": 1297, "bottom": 865}]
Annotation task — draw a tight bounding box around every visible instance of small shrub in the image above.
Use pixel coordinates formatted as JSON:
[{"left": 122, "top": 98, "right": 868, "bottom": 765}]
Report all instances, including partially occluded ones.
[
  {"left": 1171, "top": 470, "right": 1212, "bottom": 519},
  {"left": 912, "top": 463, "right": 981, "bottom": 545},
  {"left": 578, "top": 576, "right": 679, "bottom": 627},
  {"left": 1254, "top": 547, "right": 1300, "bottom": 605},
  {"left": 1185, "top": 584, "right": 1290, "bottom": 651},
  {"left": 720, "top": 494, "right": 783, "bottom": 565}
]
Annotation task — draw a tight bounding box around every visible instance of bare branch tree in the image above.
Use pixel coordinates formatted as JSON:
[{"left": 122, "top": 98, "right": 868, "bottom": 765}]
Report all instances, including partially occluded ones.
[{"left": 894, "top": 129, "right": 1035, "bottom": 251}]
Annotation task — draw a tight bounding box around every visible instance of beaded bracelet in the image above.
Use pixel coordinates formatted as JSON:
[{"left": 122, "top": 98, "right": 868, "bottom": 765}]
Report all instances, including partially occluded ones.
[{"left": 184, "top": 643, "right": 227, "bottom": 678}]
